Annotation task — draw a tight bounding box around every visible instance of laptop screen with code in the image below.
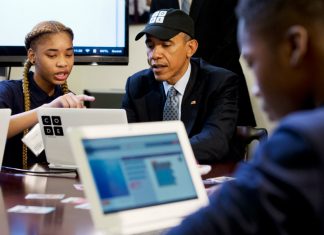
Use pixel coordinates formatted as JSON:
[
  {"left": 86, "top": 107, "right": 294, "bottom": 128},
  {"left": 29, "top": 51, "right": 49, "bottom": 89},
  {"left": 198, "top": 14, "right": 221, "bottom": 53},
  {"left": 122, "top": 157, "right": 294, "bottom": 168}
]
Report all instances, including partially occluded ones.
[{"left": 82, "top": 133, "right": 197, "bottom": 214}]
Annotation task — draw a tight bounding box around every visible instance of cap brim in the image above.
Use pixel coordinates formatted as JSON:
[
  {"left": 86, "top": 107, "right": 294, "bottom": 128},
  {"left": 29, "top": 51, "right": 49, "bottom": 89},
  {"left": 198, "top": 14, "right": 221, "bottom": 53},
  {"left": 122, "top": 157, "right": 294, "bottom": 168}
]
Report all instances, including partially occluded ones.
[{"left": 135, "top": 25, "right": 180, "bottom": 41}]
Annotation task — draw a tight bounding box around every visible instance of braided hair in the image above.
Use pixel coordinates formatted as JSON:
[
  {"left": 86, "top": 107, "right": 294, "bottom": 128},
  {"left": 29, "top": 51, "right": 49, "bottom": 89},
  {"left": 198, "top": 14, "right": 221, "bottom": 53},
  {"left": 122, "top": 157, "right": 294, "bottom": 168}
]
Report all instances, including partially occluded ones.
[{"left": 22, "top": 21, "right": 73, "bottom": 168}]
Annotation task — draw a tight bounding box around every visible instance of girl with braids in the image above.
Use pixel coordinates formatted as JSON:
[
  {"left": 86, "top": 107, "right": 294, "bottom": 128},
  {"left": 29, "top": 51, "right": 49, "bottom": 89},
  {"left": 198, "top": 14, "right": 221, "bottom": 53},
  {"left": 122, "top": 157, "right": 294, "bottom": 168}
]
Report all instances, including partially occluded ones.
[{"left": 0, "top": 21, "right": 94, "bottom": 169}]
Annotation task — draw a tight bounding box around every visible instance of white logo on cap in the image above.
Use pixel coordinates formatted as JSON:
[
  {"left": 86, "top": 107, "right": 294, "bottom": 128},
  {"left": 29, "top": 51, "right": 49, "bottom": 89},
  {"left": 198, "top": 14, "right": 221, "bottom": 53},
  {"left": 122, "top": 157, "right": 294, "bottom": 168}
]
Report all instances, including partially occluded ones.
[{"left": 149, "top": 11, "right": 167, "bottom": 24}]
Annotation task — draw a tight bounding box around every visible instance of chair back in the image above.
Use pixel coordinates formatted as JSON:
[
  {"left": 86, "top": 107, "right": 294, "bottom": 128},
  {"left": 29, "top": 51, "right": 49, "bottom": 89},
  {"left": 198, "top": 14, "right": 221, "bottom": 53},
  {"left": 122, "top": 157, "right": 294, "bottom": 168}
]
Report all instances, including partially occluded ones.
[{"left": 236, "top": 126, "right": 268, "bottom": 161}]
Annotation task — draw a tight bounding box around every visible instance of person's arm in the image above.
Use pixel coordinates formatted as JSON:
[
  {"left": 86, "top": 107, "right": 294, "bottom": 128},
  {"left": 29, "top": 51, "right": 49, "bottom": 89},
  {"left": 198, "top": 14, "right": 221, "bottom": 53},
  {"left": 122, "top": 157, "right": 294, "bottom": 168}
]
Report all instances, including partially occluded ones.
[
  {"left": 121, "top": 77, "right": 138, "bottom": 123},
  {"left": 189, "top": 73, "right": 239, "bottom": 162},
  {"left": 7, "top": 93, "right": 95, "bottom": 138},
  {"left": 166, "top": 125, "right": 319, "bottom": 234}
]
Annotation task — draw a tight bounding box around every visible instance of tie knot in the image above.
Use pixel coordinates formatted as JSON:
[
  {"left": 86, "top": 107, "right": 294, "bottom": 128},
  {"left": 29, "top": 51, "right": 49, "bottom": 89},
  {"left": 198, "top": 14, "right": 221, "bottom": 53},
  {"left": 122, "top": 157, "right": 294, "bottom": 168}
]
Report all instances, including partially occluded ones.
[{"left": 168, "top": 86, "right": 177, "bottom": 97}]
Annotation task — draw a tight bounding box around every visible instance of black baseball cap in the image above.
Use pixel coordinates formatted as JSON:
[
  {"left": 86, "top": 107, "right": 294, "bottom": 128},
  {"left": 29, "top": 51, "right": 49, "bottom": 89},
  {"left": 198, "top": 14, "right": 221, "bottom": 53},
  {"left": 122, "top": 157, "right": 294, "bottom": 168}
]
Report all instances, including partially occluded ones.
[{"left": 135, "top": 8, "right": 195, "bottom": 41}]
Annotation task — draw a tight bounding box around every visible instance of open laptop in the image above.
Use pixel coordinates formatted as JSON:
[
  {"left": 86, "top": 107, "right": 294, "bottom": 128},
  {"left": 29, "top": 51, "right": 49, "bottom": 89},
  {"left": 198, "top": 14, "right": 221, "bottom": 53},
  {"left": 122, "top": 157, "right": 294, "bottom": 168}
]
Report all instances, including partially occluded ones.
[
  {"left": 67, "top": 121, "right": 209, "bottom": 235},
  {"left": 0, "top": 109, "right": 11, "bottom": 168},
  {"left": 37, "top": 108, "right": 128, "bottom": 169}
]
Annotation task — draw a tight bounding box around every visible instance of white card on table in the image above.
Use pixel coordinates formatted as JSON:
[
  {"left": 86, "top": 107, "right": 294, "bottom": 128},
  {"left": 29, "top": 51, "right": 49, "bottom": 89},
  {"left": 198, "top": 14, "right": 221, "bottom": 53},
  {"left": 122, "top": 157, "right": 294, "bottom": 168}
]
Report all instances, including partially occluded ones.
[
  {"left": 25, "top": 193, "right": 65, "bottom": 200},
  {"left": 8, "top": 205, "right": 55, "bottom": 214},
  {"left": 61, "top": 197, "right": 86, "bottom": 204},
  {"left": 75, "top": 203, "right": 90, "bottom": 210}
]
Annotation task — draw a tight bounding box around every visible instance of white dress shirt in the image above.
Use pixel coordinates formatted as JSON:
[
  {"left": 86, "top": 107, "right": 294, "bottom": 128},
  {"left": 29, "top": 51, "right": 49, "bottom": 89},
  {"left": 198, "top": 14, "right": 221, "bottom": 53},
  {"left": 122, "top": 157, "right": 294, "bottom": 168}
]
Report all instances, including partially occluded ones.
[{"left": 163, "top": 63, "right": 191, "bottom": 119}]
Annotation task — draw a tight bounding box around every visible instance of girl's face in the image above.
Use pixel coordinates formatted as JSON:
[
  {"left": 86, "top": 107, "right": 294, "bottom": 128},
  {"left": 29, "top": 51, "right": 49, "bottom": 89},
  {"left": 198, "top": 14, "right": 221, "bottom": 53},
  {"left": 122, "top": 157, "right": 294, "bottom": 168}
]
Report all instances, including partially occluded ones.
[{"left": 28, "top": 32, "right": 74, "bottom": 95}]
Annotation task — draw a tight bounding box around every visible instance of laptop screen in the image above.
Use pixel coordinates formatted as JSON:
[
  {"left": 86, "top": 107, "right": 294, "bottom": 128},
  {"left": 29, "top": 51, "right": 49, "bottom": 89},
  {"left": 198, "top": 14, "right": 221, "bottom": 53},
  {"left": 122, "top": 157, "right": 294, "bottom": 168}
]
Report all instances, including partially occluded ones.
[{"left": 82, "top": 132, "right": 198, "bottom": 214}]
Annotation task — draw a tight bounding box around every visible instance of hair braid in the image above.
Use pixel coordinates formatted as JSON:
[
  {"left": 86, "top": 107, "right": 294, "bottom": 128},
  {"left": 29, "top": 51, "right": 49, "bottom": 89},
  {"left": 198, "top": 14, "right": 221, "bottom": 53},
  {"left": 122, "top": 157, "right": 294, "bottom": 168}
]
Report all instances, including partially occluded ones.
[
  {"left": 61, "top": 82, "right": 70, "bottom": 94},
  {"left": 22, "top": 59, "right": 33, "bottom": 169}
]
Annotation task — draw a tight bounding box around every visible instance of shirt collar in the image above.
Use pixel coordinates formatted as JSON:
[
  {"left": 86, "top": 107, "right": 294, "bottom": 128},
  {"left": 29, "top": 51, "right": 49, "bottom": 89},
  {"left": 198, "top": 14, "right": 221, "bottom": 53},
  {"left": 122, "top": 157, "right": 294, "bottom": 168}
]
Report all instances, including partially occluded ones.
[
  {"left": 28, "top": 71, "right": 63, "bottom": 103},
  {"left": 163, "top": 63, "right": 191, "bottom": 96}
]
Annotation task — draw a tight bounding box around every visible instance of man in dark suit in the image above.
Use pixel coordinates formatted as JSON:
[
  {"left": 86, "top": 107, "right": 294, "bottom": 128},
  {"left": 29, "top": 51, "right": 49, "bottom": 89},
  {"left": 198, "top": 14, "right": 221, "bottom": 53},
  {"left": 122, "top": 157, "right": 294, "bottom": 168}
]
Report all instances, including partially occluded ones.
[
  {"left": 150, "top": 0, "right": 256, "bottom": 127},
  {"left": 122, "top": 9, "right": 243, "bottom": 163},
  {"left": 165, "top": 0, "right": 324, "bottom": 234}
]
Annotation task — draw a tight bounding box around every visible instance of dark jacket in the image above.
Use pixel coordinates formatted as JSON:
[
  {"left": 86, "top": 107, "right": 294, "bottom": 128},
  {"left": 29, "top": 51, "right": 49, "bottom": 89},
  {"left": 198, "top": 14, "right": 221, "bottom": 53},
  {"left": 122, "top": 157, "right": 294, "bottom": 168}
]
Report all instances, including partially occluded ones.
[
  {"left": 166, "top": 107, "right": 324, "bottom": 235},
  {"left": 122, "top": 58, "right": 244, "bottom": 163}
]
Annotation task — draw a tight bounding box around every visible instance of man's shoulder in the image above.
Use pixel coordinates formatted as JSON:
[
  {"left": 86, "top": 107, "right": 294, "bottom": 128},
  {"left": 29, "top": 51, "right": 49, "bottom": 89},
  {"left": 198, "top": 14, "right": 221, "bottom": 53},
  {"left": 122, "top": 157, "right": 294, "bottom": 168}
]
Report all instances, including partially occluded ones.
[
  {"left": 278, "top": 107, "right": 324, "bottom": 152},
  {"left": 190, "top": 57, "right": 239, "bottom": 90},
  {"left": 281, "top": 107, "right": 324, "bottom": 130},
  {"left": 191, "top": 57, "right": 238, "bottom": 78},
  {"left": 127, "top": 68, "right": 157, "bottom": 86},
  {"left": 129, "top": 68, "right": 154, "bottom": 80},
  {"left": 126, "top": 68, "right": 161, "bottom": 93}
]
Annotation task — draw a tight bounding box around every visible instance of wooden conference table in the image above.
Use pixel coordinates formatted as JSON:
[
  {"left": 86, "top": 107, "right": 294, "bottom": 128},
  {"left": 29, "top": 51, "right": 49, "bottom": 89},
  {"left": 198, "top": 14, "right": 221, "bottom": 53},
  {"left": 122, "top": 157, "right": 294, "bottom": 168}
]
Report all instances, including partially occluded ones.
[{"left": 0, "top": 162, "right": 238, "bottom": 235}]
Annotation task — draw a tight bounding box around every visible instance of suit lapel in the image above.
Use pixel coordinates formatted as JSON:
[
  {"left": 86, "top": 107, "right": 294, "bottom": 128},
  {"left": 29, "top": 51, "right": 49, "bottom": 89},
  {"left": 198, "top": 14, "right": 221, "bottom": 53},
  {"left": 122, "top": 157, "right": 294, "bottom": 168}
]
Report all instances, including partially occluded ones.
[
  {"left": 145, "top": 82, "right": 165, "bottom": 121},
  {"left": 181, "top": 60, "right": 200, "bottom": 134},
  {"left": 190, "top": 0, "right": 206, "bottom": 22}
]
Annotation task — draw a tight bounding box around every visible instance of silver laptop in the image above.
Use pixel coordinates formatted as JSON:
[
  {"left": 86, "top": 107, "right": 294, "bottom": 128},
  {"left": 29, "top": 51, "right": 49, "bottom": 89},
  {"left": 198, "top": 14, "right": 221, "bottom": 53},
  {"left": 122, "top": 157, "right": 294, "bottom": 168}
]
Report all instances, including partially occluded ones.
[
  {"left": 37, "top": 108, "right": 128, "bottom": 169},
  {"left": 67, "top": 121, "right": 209, "bottom": 235},
  {"left": 0, "top": 109, "right": 11, "bottom": 168}
]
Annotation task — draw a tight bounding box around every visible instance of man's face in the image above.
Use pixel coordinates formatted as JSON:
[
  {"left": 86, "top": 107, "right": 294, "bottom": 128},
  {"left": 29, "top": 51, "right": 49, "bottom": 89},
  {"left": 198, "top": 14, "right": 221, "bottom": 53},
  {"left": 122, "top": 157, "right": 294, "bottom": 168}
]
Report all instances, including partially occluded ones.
[
  {"left": 238, "top": 20, "right": 311, "bottom": 121},
  {"left": 145, "top": 33, "right": 195, "bottom": 85}
]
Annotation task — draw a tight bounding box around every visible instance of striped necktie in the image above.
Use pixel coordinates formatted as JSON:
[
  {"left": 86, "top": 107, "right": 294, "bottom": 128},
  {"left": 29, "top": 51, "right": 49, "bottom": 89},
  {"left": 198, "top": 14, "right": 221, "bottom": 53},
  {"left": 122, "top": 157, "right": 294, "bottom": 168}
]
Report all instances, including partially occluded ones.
[{"left": 163, "top": 86, "right": 179, "bottom": 120}]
